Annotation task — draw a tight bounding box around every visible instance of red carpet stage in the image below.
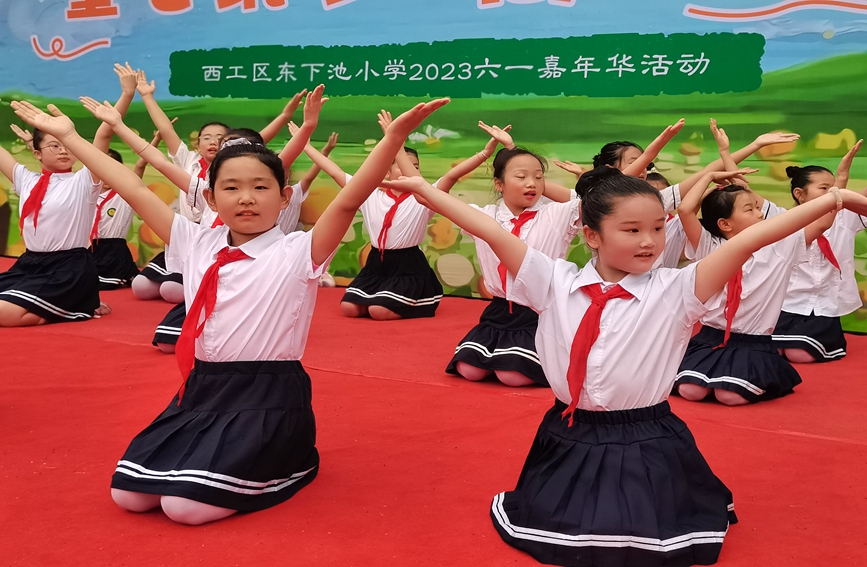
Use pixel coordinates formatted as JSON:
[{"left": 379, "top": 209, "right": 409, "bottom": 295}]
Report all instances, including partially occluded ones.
[{"left": 1, "top": 257, "right": 866, "bottom": 566}]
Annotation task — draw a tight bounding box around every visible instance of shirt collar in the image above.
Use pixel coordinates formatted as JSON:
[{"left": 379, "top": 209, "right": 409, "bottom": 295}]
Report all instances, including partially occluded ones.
[
  {"left": 495, "top": 199, "right": 544, "bottom": 223},
  {"left": 225, "top": 225, "right": 283, "bottom": 259},
  {"left": 569, "top": 259, "right": 651, "bottom": 301}
]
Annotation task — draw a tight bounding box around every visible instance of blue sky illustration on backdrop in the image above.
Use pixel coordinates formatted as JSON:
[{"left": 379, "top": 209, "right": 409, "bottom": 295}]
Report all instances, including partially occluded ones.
[{"left": 0, "top": 0, "right": 865, "bottom": 100}]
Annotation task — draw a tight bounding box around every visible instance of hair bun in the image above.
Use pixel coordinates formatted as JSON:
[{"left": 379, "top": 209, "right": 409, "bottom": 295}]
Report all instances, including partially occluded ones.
[
  {"left": 575, "top": 166, "right": 622, "bottom": 200},
  {"left": 785, "top": 165, "right": 801, "bottom": 179}
]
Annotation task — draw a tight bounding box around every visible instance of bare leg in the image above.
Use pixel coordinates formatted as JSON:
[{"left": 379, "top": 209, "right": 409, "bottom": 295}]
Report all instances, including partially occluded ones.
[
  {"left": 160, "top": 496, "right": 237, "bottom": 525},
  {"left": 341, "top": 302, "right": 369, "bottom": 318},
  {"left": 455, "top": 362, "right": 492, "bottom": 382},
  {"left": 159, "top": 281, "right": 185, "bottom": 304},
  {"left": 494, "top": 370, "right": 535, "bottom": 387},
  {"left": 677, "top": 383, "right": 711, "bottom": 401},
  {"left": 782, "top": 348, "right": 817, "bottom": 364},
  {"left": 131, "top": 275, "right": 162, "bottom": 300},
  {"left": 0, "top": 301, "right": 46, "bottom": 327},
  {"left": 156, "top": 343, "right": 176, "bottom": 354},
  {"left": 714, "top": 389, "right": 750, "bottom": 406},
  {"left": 111, "top": 488, "right": 162, "bottom": 512},
  {"left": 369, "top": 306, "right": 403, "bottom": 321}
]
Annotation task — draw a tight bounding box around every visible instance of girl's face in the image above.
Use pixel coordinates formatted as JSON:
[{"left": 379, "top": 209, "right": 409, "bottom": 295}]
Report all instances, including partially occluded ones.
[
  {"left": 793, "top": 171, "right": 835, "bottom": 204},
  {"left": 495, "top": 154, "right": 545, "bottom": 212},
  {"left": 34, "top": 134, "right": 76, "bottom": 172},
  {"left": 204, "top": 155, "right": 290, "bottom": 246},
  {"left": 616, "top": 146, "right": 645, "bottom": 178},
  {"left": 584, "top": 193, "right": 666, "bottom": 277},
  {"left": 719, "top": 191, "right": 764, "bottom": 238},
  {"left": 199, "top": 125, "right": 229, "bottom": 162}
]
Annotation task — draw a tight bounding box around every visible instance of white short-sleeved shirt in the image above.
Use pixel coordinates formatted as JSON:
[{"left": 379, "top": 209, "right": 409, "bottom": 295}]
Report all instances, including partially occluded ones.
[
  {"left": 653, "top": 215, "right": 687, "bottom": 269},
  {"left": 783, "top": 209, "right": 867, "bottom": 317},
  {"left": 13, "top": 164, "right": 102, "bottom": 252},
  {"left": 95, "top": 190, "right": 135, "bottom": 240},
  {"left": 470, "top": 199, "right": 582, "bottom": 297},
  {"left": 360, "top": 187, "right": 435, "bottom": 250},
  {"left": 659, "top": 184, "right": 681, "bottom": 215},
  {"left": 763, "top": 199, "right": 786, "bottom": 219},
  {"left": 509, "top": 248, "right": 721, "bottom": 410},
  {"left": 166, "top": 215, "right": 332, "bottom": 362},
  {"left": 170, "top": 141, "right": 204, "bottom": 223},
  {"left": 276, "top": 182, "right": 309, "bottom": 235},
  {"left": 687, "top": 228, "right": 807, "bottom": 335}
]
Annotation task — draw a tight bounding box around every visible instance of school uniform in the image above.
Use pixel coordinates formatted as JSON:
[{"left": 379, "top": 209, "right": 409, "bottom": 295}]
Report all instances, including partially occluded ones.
[
  {"left": 90, "top": 190, "right": 139, "bottom": 290},
  {"left": 772, "top": 209, "right": 867, "bottom": 360},
  {"left": 341, "top": 185, "right": 443, "bottom": 318},
  {"left": 446, "top": 198, "right": 582, "bottom": 386},
  {"left": 0, "top": 165, "right": 101, "bottom": 322},
  {"left": 491, "top": 248, "right": 734, "bottom": 567},
  {"left": 654, "top": 215, "right": 687, "bottom": 269},
  {"left": 112, "top": 215, "right": 331, "bottom": 511},
  {"left": 675, "top": 228, "right": 807, "bottom": 402}
]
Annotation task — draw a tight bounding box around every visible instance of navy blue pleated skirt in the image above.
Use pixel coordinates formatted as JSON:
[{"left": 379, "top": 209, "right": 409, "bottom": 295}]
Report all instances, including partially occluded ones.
[
  {"left": 676, "top": 325, "right": 802, "bottom": 403},
  {"left": 91, "top": 238, "right": 139, "bottom": 290},
  {"left": 341, "top": 246, "right": 443, "bottom": 318},
  {"left": 111, "top": 359, "right": 318, "bottom": 512},
  {"left": 139, "top": 251, "right": 182, "bottom": 284},
  {"left": 491, "top": 400, "right": 736, "bottom": 567},
  {"left": 152, "top": 302, "right": 186, "bottom": 347},
  {"left": 772, "top": 311, "right": 847, "bottom": 362},
  {"left": 446, "top": 297, "right": 548, "bottom": 386}
]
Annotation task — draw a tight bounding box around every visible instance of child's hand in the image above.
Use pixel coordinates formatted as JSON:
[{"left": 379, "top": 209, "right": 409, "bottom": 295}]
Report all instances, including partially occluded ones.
[
  {"left": 301, "top": 84, "right": 327, "bottom": 129},
  {"left": 711, "top": 167, "right": 757, "bottom": 185},
  {"left": 114, "top": 62, "right": 138, "bottom": 95},
  {"left": 478, "top": 121, "right": 515, "bottom": 149},
  {"left": 10, "top": 101, "right": 77, "bottom": 140},
  {"left": 377, "top": 110, "right": 393, "bottom": 135},
  {"left": 659, "top": 118, "right": 685, "bottom": 143},
  {"left": 136, "top": 69, "right": 156, "bottom": 97},
  {"left": 10, "top": 124, "right": 33, "bottom": 146},
  {"left": 323, "top": 132, "right": 339, "bottom": 154},
  {"left": 287, "top": 121, "right": 301, "bottom": 137},
  {"left": 282, "top": 89, "right": 307, "bottom": 118},
  {"left": 385, "top": 99, "right": 450, "bottom": 140},
  {"left": 837, "top": 139, "right": 862, "bottom": 177},
  {"left": 754, "top": 131, "right": 800, "bottom": 147},
  {"left": 710, "top": 118, "right": 730, "bottom": 152},
  {"left": 80, "top": 96, "right": 123, "bottom": 127},
  {"left": 380, "top": 175, "right": 431, "bottom": 196},
  {"left": 553, "top": 160, "right": 584, "bottom": 177}
]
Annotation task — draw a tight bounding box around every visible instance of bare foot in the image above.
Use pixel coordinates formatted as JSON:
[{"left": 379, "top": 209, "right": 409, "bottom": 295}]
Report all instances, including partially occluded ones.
[{"left": 94, "top": 301, "right": 112, "bottom": 318}]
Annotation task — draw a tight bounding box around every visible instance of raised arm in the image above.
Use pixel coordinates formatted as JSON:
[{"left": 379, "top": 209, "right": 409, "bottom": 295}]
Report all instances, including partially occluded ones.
[
  {"left": 436, "top": 136, "right": 498, "bottom": 193},
  {"left": 0, "top": 143, "right": 18, "bottom": 184},
  {"left": 90, "top": 63, "right": 138, "bottom": 184},
  {"left": 677, "top": 169, "right": 758, "bottom": 250},
  {"left": 81, "top": 97, "right": 193, "bottom": 193},
  {"left": 710, "top": 119, "right": 738, "bottom": 172},
  {"left": 694, "top": 189, "right": 860, "bottom": 303},
  {"left": 278, "top": 85, "right": 325, "bottom": 171},
  {"left": 136, "top": 69, "right": 183, "bottom": 156},
  {"left": 12, "top": 101, "right": 174, "bottom": 244},
  {"left": 836, "top": 139, "right": 862, "bottom": 190},
  {"left": 378, "top": 110, "right": 420, "bottom": 177},
  {"left": 259, "top": 90, "right": 306, "bottom": 144},
  {"left": 622, "top": 119, "right": 684, "bottom": 177},
  {"left": 10, "top": 124, "right": 34, "bottom": 152},
  {"left": 288, "top": 123, "right": 343, "bottom": 191},
  {"left": 310, "top": 99, "right": 449, "bottom": 265},
  {"left": 133, "top": 127, "right": 166, "bottom": 179}
]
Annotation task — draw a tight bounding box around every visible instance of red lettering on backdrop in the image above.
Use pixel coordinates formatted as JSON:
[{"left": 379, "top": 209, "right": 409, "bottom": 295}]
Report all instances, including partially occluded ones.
[
  {"left": 65, "top": 0, "right": 120, "bottom": 20},
  {"left": 322, "top": 0, "right": 355, "bottom": 9},
  {"left": 149, "top": 0, "right": 194, "bottom": 14},
  {"left": 215, "top": 0, "right": 288, "bottom": 12}
]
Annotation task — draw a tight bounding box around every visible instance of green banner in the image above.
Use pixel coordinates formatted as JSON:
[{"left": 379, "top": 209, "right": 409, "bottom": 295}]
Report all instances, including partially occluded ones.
[{"left": 169, "top": 33, "right": 764, "bottom": 99}]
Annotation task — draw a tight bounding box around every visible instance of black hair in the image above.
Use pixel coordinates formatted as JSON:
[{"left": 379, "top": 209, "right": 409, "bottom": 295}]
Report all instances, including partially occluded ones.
[
  {"left": 786, "top": 165, "right": 833, "bottom": 205},
  {"left": 107, "top": 148, "right": 123, "bottom": 164},
  {"left": 592, "top": 141, "right": 644, "bottom": 169},
  {"left": 492, "top": 147, "right": 548, "bottom": 182},
  {"left": 646, "top": 172, "right": 669, "bottom": 186},
  {"left": 32, "top": 128, "right": 46, "bottom": 151},
  {"left": 575, "top": 166, "right": 663, "bottom": 232},
  {"left": 198, "top": 122, "right": 230, "bottom": 137},
  {"left": 403, "top": 146, "right": 419, "bottom": 161},
  {"left": 209, "top": 143, "right": 286, "bottom": 189},
  {"left": 698, "top": 185, "right": 752, "bottom": 239},
  {"left": 222, "top": 128, "right": 265, "bottom": 146}
]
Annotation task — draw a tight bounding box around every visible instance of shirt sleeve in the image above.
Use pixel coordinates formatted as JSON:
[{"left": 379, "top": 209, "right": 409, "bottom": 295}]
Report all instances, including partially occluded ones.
[
  {"left": 763, "top": 200, "right": 786, "bottom": 219},
  {"left": 283, "top": 227, "right": 334, "bottom": 280},
  {"left": 12, "top": 163, "right": 41, "bottom": 197},
  {"left": 186, "top": 177, "right": 206, "bottom": 210},
  {"left": 542, "top": 199, "right": 583, "bottom": 242},
  {"left": 166, "top": 213, "right": 205, "bottom": 275},
  {"left": 659, "top": 184, "right": 680, "bottom": 214},
  {"left": 660, "top": 262, "right": 723, "bottom": 327},
  {"left": 508, "top": 247, "right": 558, "bottom": 313},
  {"left": 684, "top": 228, "right": 721, "bottom": 261},
  {"left": 169, "top": 141, "right": 201, "bottom": 173},
  {"left": 838, "top": 209, "right": 867, "bottom": 233},
  {"left": 72, "top": 167, "right": 102, "bottom": 203}
]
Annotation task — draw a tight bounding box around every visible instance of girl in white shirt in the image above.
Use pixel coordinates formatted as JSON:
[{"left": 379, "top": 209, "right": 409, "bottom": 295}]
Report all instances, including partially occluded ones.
[
  {"left": 20, "top": 91, "right": 450, "bottom": 524},
  {"left": 672, "top": 171, "right": 865, "bottom": 405},
  {"left": 382, "top": 165, "right": 864, "bottom": 567},
  {"left": 773, "top": 156, "right": 866, "bottom": 363},
  {"left": 90, "top": 149, "right": 139, "bottom": 290}
]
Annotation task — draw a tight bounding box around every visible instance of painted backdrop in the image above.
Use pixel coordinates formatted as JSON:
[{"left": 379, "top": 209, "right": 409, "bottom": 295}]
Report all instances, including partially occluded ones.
[{"left": 0, "top": 0, "right": 865, "bottom": 329}]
